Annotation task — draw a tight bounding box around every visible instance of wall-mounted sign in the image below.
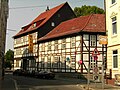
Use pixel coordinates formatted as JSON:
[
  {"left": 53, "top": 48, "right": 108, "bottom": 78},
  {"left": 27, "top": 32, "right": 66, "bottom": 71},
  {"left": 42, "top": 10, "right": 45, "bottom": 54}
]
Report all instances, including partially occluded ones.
[
  {"left": 66, "top": 57, "right": 70, "bottom": 61},
  {"left": 92, "top": 48, "right": 100, "bottom": 56},
  {"left": 99, "top": 35, "right": 108, "bottom": 45},
  {"left": 78, "top": 60, "right": 83, "bottom": 65},
  {"left": 28, "top": 35, "right": 33, "bottom": 53}
]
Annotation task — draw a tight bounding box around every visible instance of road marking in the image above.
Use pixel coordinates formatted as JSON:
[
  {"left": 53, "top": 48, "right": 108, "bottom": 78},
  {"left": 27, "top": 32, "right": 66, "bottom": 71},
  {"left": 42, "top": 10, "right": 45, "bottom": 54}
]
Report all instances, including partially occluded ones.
[
  {"left": 9, "top": 78, "right": 18, "bottom": 90},
  {"left": 29, "top": 85, "right": 78, "bottom": 90}
]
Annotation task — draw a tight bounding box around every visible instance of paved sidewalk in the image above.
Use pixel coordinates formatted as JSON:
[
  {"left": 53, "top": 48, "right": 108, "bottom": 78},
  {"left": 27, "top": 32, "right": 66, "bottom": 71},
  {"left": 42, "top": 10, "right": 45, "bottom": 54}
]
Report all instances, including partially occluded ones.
[
  {"left": 80, "top": 83, "right": 120, "bottom": 90},
  {"left": 0, "top": 76, "right": 16, "bottom": 90}
]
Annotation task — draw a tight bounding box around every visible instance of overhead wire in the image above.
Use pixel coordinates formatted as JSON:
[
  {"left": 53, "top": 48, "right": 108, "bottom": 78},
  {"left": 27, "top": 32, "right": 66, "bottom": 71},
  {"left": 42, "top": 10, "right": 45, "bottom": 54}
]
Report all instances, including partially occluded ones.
[
  {"left": 7, "top": 29, "right": 17, "bottom": 32},
  {"left": 9, "top": 0, "right": 82, "bottom": 10}
]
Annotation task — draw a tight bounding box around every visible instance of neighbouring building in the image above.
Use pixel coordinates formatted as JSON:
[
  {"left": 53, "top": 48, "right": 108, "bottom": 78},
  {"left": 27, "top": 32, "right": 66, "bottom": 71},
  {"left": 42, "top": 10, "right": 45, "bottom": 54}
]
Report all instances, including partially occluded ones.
[
  {"left": 105, "top": 0, "right": 120, "bottom": 85},
  {"left": 38, "top": 14, "right": 107, "bottom": 74},
  {"left": 13, "top": 2, "right": 76, "bottom": 70}
]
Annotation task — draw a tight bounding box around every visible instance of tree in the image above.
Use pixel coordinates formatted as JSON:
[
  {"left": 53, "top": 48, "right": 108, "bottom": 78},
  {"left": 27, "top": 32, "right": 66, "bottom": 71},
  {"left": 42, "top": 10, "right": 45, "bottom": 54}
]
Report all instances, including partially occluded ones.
[
  {"left": 4, "top": 49, "right": 14, "bottom": 69},
  {"left": 74, "top": 5, "right": 105, "bottom": 17}
]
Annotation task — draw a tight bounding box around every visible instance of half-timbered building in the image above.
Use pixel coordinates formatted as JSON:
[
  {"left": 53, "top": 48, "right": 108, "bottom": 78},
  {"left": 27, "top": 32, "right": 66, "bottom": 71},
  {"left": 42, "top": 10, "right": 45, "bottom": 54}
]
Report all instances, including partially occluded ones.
[
  {"left": 38, "top": 14, "right": 107, "bottom": 73},
  {"left": 13, "top": 2, "right": 76, "bottom": 70}
]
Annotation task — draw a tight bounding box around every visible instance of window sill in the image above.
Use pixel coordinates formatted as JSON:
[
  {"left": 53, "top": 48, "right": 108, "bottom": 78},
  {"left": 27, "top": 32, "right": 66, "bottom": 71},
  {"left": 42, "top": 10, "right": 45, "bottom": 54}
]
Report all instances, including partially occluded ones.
[
  {"left": 110, "top": 2, "right": 117, "bottom": 8},
  {"left": 113, "top": 68, "right": 119, "bottom": 71},
  {"left": 112, "top": 34, "right": 117, "bottom": 38}
]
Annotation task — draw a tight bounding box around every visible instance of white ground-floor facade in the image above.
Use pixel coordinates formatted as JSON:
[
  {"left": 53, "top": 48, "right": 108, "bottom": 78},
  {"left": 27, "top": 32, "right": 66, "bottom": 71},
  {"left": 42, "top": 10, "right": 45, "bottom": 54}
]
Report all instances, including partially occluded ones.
[{"left": 38, "top": 34, "right": 107, "bottom": 73}]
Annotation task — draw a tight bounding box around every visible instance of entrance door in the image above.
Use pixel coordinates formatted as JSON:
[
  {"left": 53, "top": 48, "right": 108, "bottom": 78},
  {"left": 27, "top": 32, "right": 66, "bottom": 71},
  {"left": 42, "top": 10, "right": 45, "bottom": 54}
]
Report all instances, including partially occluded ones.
[{"left": 23, "top": 59, "right": 27, "bottom": 70}]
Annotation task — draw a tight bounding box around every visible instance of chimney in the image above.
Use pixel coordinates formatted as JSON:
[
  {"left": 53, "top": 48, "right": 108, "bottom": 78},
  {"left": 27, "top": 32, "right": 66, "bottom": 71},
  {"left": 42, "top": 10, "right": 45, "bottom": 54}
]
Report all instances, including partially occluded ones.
[{"left": 46, "top": 6, "right": 49, "bottom": 11}]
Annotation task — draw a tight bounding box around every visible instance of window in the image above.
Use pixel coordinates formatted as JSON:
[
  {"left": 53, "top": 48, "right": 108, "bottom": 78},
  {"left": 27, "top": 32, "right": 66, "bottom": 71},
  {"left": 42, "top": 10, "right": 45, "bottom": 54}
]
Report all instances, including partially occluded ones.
[
  {"left": 47, "top": 57, "right": 51, "bottom": 68},
  {"left": 61, "top": 39, "right": 66, "bottom": 49},
  {"left": 51, "top": 22, "right": 55, "bottom": 27},
  {"left": 33, "top": 23, "right": 36, "bottom": 27},
  {"left": 112, "top": 0, "right": 116, "bottom": 4},
  {"left": 41, "top": 57, "right": 45, "bottom": 68},
  {"left": 16, "top": 48, "right": 22, "bottom": 55},
  {"left": 61, "top": 56, "right": 65, "bottom": 68},
  {"left": 58, "top": 14, "right": 61, "bottom": 17},
  {"left": 53, "top": 56, "right": 59, "bottom": 68},
  {"left": 47, "top": 42, "right": 51, "bottom": 51},
  {"left": 71, "top": 37, "right": 75, "bottom": 48},
  {"left": 113, "top": 50, "right": 118, "bottom": 68},
  {"left": 90, "top": 56, "right": 97, "bottom": 69},
  {"left": 16, "top": 60, "right": 19, "bottom": 67},
  {"left": 83, "top": 34, "right": 89, "bottom": 40},
  {"left": 112, "top": 17, "right": 117, "bottom": 35},
  {"left": 16, "top": 38, "right": 21, "bottom": 44},
  {"left": 41, "top": 44, "right": 45, "bottom": 51},
  {"left": 90, "top": 35, "right": 96, "bottom": 46},
  {"left": 54, "top": 40, "right": 58, "bottom": 50}
]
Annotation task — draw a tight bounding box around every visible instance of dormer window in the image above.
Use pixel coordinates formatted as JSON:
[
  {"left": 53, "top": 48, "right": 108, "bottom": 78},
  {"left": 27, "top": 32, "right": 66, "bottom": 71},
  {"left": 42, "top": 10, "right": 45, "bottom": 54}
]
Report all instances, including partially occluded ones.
[
  {"left": 33, "top": 23, "right": 36, "bottom": 28},
  {"left": 58, "top": 14, "right": 61, "bottom": 17},
  {"left": 51, "top": 22, "right": 55, "bottom": 27}
]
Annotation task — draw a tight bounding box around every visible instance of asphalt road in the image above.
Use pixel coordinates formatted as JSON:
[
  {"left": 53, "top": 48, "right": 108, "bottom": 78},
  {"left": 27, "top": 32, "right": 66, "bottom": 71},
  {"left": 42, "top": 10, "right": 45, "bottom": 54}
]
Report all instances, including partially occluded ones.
[{"left": 4, "top": 74, "right": 86, "bottom": 90}]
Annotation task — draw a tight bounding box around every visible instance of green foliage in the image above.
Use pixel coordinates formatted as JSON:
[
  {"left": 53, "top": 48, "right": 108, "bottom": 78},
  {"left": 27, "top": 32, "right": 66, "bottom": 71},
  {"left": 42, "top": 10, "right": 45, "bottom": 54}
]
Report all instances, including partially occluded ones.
[
  {"left": 5, "top": 49, "right": 14, "bottom": 62},
  {"left": 74, "top": 5, "right": 105, "bottom": 17},
  {"left": 4, "top": 61, "right": 12, "bottom": 69},
  {"left": 4, "top": 49, "right": 14, "bottom": 69}
]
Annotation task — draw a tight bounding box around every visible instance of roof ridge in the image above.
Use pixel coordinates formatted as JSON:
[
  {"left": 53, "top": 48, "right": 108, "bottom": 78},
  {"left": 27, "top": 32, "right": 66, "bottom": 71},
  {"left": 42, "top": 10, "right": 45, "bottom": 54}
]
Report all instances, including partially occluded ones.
[{"left": 13, "top": 2, "right": 67, "bottom": 38}]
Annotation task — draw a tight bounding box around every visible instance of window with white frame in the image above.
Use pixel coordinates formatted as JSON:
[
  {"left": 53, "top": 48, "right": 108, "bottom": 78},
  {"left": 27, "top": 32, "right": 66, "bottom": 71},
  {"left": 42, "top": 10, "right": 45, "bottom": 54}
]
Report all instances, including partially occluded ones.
[
  {"left": 90, "top": 35, "right": 96, "bottom": 46},
  {"left": 41, "top": 57, "right": 45, "bottom": 68},
  {"left": 41, "top": 44, "right": 45, "bottom": 51},
  {"left": 71, "top": 37, "right": 75, "bottom": 48},
  {"left": 90, "top": 56, "right": 97, "bottom": 69},
  {"left": 61, "top": 38, "right": 66, "bottom": 49},
  {"left": 16, "top": 38, "right": 21, "bottom": 44},
  {"left": 47, "top": 56, "right": 51, "bottom": 68},
  {"left": 83, "top": 34, "right": 89, "bottom": 40},
  {"left": 113, "top": 50, "right": 118, "bottom": 69},
  {"left": 54, "top": 40, "right": 58, "bottom": 50},
  {"left": 33, "top": 23, "right": 36, "bottom": 28},
  {"left": 16, "top": 48, "right": 22, "bottom": 55},
  {"left": 16, "top": 60, "right": 19, "bottom": 67},
  {"left": 61, "top": 56, "right": 65, "bottom": 68},
  {"left": 112, "top": 0, "right": 116, "bottom": 4},
  {"left": 47, "top": 42, "right": 51, "bottom": 51},
  {"left": 51, "top": 22, "right": 55, "bottom": 27},
  {"left": 112, "top": 16, "right": 117, "bottom": 35},
  {"left": 53, "top": 56, "right": 59, "bottom": 68}
]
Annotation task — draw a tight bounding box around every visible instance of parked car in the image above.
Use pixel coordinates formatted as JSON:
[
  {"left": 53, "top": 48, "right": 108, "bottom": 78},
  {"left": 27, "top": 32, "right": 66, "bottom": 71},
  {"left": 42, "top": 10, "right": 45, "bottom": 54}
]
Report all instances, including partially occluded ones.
[
  {"left": 13, "top": 69, "right": 55, "bottom": 79},
  {"left": 13, "top": 69, "right": 24, "bottom": 76},
  {"left": 36, "top": 70, "right": 55, "bottom": 79}
]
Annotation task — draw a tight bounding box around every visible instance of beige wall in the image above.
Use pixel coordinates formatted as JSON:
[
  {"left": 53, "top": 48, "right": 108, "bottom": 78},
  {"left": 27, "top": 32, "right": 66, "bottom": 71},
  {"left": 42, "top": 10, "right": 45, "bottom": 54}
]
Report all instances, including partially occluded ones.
[{"left": 106, "top": 0, "right": 120, "bottom": 78}]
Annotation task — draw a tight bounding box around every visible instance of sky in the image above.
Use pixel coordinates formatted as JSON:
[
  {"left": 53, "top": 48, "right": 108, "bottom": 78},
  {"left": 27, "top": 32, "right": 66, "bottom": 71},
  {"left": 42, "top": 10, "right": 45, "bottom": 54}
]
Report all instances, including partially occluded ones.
[{"left": 6, "top": 0, "right": 104, "bottom": 52}]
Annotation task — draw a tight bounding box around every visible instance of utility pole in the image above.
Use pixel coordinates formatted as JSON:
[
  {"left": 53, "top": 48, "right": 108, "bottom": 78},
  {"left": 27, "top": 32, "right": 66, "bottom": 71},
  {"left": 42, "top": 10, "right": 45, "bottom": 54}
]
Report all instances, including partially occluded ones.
[{"left": 0, "top": 0, "right": 9, "bottom": 80}]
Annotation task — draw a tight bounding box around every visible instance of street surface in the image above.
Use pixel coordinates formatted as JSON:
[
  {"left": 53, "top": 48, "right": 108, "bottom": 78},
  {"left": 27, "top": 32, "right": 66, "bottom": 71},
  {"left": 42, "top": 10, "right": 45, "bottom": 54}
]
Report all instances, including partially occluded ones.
[{"left": 1, "top": 73, "right": 86, "bottom": 90}]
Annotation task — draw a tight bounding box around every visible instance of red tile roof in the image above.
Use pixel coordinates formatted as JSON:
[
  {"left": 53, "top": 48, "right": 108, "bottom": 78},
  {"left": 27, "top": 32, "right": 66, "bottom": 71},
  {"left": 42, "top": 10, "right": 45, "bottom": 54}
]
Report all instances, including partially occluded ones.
[
  {"left": 13, "top": 2, "right": 66, "bottom": 38},
  {"left": 38, "top": 14, "right": 105, "bottom": 41}
]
